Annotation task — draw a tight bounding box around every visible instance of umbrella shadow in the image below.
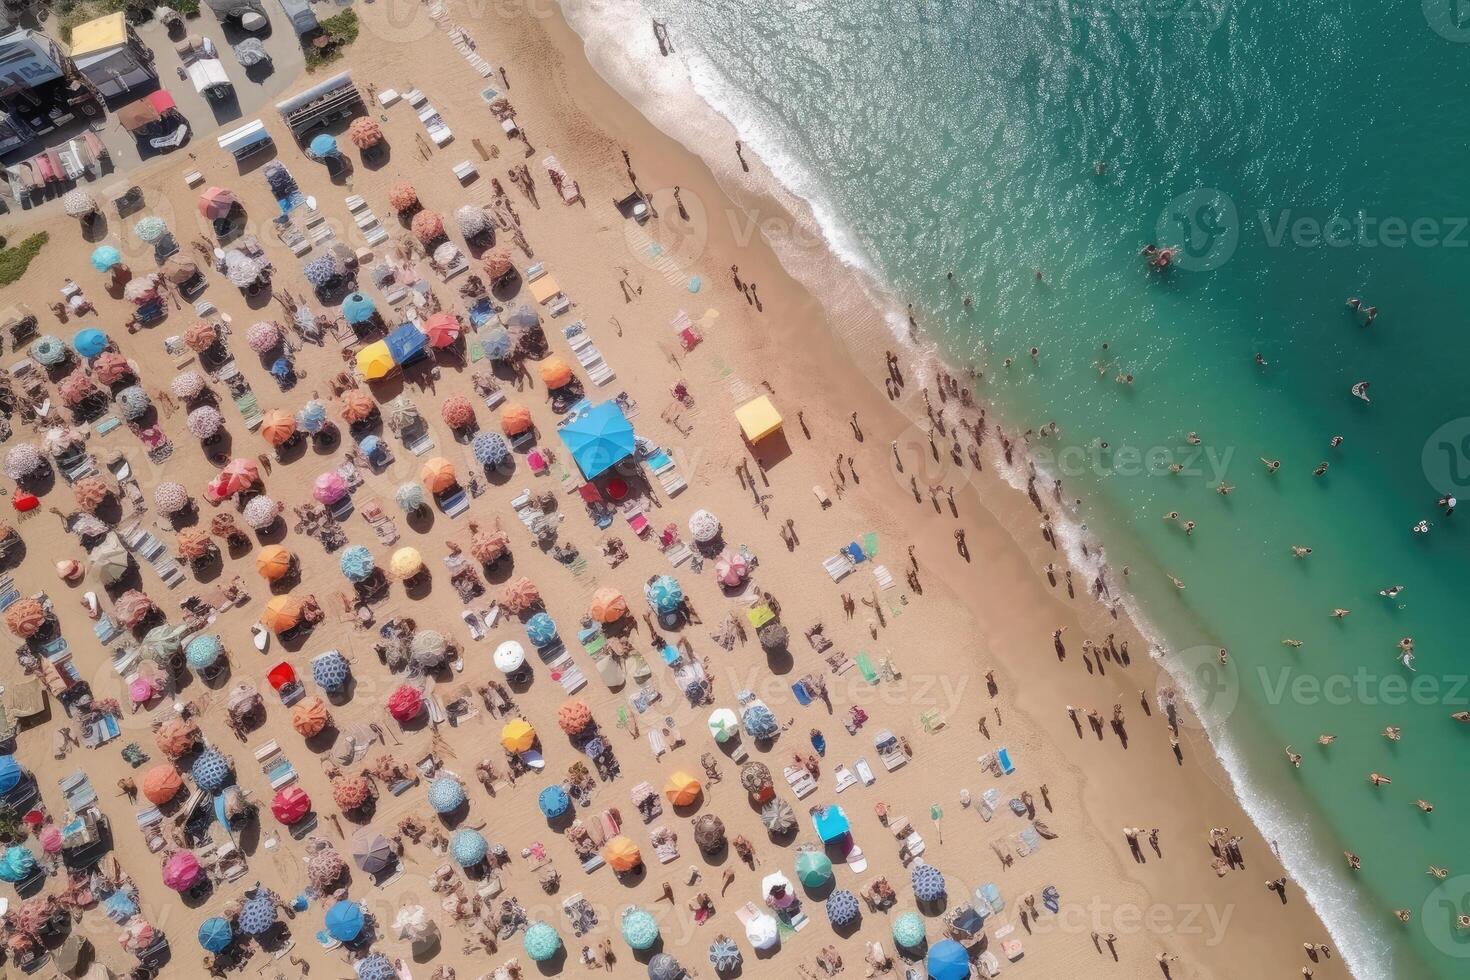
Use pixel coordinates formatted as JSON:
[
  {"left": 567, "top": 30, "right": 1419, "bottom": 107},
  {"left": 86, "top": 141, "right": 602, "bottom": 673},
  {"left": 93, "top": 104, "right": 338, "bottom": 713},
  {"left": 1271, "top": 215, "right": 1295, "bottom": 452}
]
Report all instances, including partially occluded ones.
[
  {"left": 406, "top": 507, "right": 436, "bottom": 535},
  {"left": 532, "top": 946, "right": 567, "bottom": 975}
]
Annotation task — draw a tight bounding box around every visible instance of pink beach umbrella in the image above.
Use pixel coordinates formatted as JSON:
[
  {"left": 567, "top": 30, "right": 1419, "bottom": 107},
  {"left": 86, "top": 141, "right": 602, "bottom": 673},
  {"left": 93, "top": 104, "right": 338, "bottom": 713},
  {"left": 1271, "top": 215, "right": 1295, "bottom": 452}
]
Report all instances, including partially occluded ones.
[
  {"left": 38, "top": 826, "right": 62, "bottom": 854},
  {"left": 714, "top": 551, "right": 748, "bottom": 587},
  {"left": 313, "top": 472, "right": 349, "bottom": 504},
  {"left": 128, "top": 677, "right": 157, "bottom": 705},
  {"left": 162, "top": 851, "right": 201, "bottom": 891}
]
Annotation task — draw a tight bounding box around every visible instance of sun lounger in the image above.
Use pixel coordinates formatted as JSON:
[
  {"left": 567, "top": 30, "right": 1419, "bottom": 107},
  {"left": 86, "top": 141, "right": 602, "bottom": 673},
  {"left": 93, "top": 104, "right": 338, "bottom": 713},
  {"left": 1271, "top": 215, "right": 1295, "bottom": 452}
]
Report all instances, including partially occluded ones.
[
  {"left": 854, "top": 758, "right": 875, "bottom": 785},
  {"left": 823, "top": 554, "right": 855, "bottom": 582},
  {"left": 875, "top": 730, "right": 906, "bottom": 771},
  {"left": 856, "top": 653, "right": 878, "bottom": 683},
  {"left": 920, "top": 709, "right": 946, "bottom": 733},
  {"left": 996, "top": 747, "right": 1015, "bottom": 775},
  {"left": 783, "top": 765, "right": 818, "bottom": 798},
  {"left": 403, "top": 427, "right": 436, "bottom": 456},
  {"left": 873, "top": 564, "right": 895, "bottom": 590},
  {"left": 833, "top": 764, "right": 857, "bottom": 793}
]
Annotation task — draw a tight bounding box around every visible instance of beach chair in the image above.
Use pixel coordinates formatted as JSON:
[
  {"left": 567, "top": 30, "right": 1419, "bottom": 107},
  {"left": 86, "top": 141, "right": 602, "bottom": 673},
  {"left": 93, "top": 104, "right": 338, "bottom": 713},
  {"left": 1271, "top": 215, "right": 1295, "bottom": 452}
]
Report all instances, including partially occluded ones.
[
  {"left": 920, "top": 709, "right": 946, "bottom": 733},
  {"left": 823, "top": 554, "right": 855, "bottom": 582},
  {"left": 856, "top": 653, "right": 878, "bottom": 684},
  {"left": 438, "top": 488, "right": 469, "bottom": 518},
  {"left": 873, "top": 565, "right": 895, "bottom": 590},
  {"left": 854, "top": 758, "right": 875, "bottom": 786},
  {"left": 833, "top": 764, "right": 857, "bottom": 793},
  {"left": 996, "top": 747, "right": 1015, "bottom": 775},
  {"left": 875, "top": 730, "right": 906, "bottom": 771},
  {"left": 783, "top": 765, "right": 818, "bottom": 798}
]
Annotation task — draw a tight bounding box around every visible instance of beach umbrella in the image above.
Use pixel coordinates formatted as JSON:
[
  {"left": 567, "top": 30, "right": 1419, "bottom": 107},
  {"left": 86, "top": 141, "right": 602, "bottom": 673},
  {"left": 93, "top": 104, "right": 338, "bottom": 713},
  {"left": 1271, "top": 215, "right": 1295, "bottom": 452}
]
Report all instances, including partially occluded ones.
[
  {"left": 500, "top": 576, "right": 540, "bottom": 613},
  {"left": 796, "top": 850, "right": 833, "bottom": 887},
  {"left": 237, "top": 895, "right": 277, "bottom": 935},
  {"left": 892, "top": 912, "right": 925, "bottom": 948},
  {"left": 526, "top": 612, "right": 557, "bottom": 646},
  {"left": 744, "top": 912, "right": 779, "bottom": 950},
  {"left": 162, "top": 255, "right": 200, "bottom": 286},
  {"left": 58, "top": 372, "right": 99, "bottom": 406},
  {"left": 297, "top": 400, "right": 328, "bottom": 434},
  {"left": 440, "top": 395, "right": 475, "bottom": 429},
  {"left": 523, "top": 921, "right": 561, "bottom": 962},
  {"left": 387, "top": 684, "right": 422, "bottom": 721},
  {"left": 393, "top": 483, "right": 425, "bottom": 514},
  {"left": 664, "top": 771, "right": 701, "bottom": 807},
  {"left": 351, "top": 830, "right": 394, "bottom": 873},
  {"left": 357, "top": 954, "right": 394, "bottom": 980},
  {"left": 427, "top": 776, "right": 464, "bottom": 814},
  {"left": 261, "top": 410, "right": 296, "bottom": 447},
  {"left": 589, "top": 587, "right": 627, "bottom": 623},
  {"left": 558, "top": 401, "right": 634, "bottom": 478},
  {"left": 192, "top": 749, "right": 231, "bottom": 791},
  {"left": 688, "top": 509, "right": 721, "bottom": 543},
  {"left": 303, "top": 256, "right": 342, "bottom": 288},
  {"left": 29, "top": 335, "right": 67, "bottom": 366},
  {"left": 4, "top": 597, "right": 46, "bottom": 637},
  {"left": 826, "top": 890, "right": 860, "bottom": 926},
  {"left": 420, "top": 457, "right": 457, "bottom": 493},
  {"left": 648, "top": 954, "right": 685, "bottom": 980},
  {"left": 93, "top": 351, "right": 133, "bottom": 385},
  {"left": 693, "top": 813, "right": 725, "bottom": 853},
  {"left": 539, "top": 357, "right": 572, "bottom": 389},
  {"left": 709, "top": 936, "right": 742, "bottom": 973},
  {"left": 162, "top": 851, "right": 201, "bottom": 891},
  {"left": 556, "top": 700, "right": 592, "bottom": 735},
  {"left": 309, "top": 133, "right": 337, "bottom": 158},
  {"left": 246, "top": 321, "right": 281, "bottom": 354},
  {"left": 390, "top": 547, "right": 424, "bottom": 579},
  {"left": 323, "top": 900, "right": 364, "bottom": 942},
  {"left": 63, "top": 188, "right": 97, "bottom": 218},
  {"left": 186, "top": 406, "right": 224, "bottom": 440},
  {"left": 506, "top": 304, "right": 539, "bottom": 329},
  {"left": 219, "top": 457, "right": 259, "bottom": 494},
  {"left": 0, "top": 844, "right": 33, "bottom": 883},
  {"left": 468, "top": 433, "right": 508, "bottom": 469},
  {"left": 411, "top": 209, "right": 444, "bottom": 243},
  {"left": 339, "top": 546, "right": 375, "bottom": 582},
  {"left": 621, "top": 907, "right": 659, "bottom": 951},
  {"left": 128, "top": 675, "right": 159, "bottom": 705},
  {"left": 480, "top": 327, "right": 513, "bottom": 360},
  {"left": 332, "top": 774, "right": 370, "bottom": 809},
  {"left": 256, "top": 545, "right": 293, "bottom": 580},
  {"left": 493, "top": 640, "right": 525, "bottom": 673},
  {"left": 537, "top": 784, "right": 570, "bottom": 818},
  {"left": 142, "top": 765, "right": 182, "bottom": 804},
  {"left": 271, "top": 785, "right": 311, "bottom": 824},
  {"left": 499, "top": 403, "right": 533, "bottom": 437},
  {"left": 647, "top": 575, "right": 683, "bottom": 614},
  {"left": 154, "top": 718, "right": 198, "bottom": 758},
  {"left": 742, "top": 704, "right": 777, "bottom": 739},
  {"left": 340, "top": 390, "right": 377, "bottom": 424},
  {"left": 386, "top": 395, "right": 420, "bottom": 430},
  {"left": 348, "top": 117, "right": 383, "bottom": 149},
  {"left": 500, "top": 718, "right": 536, "bottom": 753},
  {"left": 421, "top": 312, "right": 460, "bottom": 350},
  {"left": 455, "top": 204, "right": 489, "bottom": 238},
  {"left": 470, "top": 526, "right": 510, "bottom": 564},
  {"left": 169, "top": 372, "right": 209, "bottom": 404},
  {"left": 123, "top": 278, "right": 159, "bottom": 305},
  {"left": 292, "top": 695, "right": 330, "bottom": 736},
  {"left": 714, "top": 551, "right": 748, "bottom": 586},
  {"left": 312, "top": 472, "right": 348, "bottom": 506},
  {"left": 185, "top": 633, "right": 223, "bottom": 670},
  {"left": 912, "top": 863, "right": 945, "bottom": 902},
  {"left": 243, "top": 495, "right": 279, "bottom": 530},
  {"left": 308, "top": 849, "right": 346, "bottom": 890},
  {"left": 115, "top": 385, "right": 150, "bottom": 420},
  {"left": 926, "top": 939, "right": 969, "bottom": 980},
  {"left": 198, "top": 917, "right": 232, "bottom": 953},
  {"left": 198, "top": 186, "right": 237, "bottom": 219},
  {"left": 603, "top": 836, "right": 641, "bottom": 872},
  {"left": 312, "top": 650, "right": 351, "bottom": 691},
  {"left": 140, "top": 622, "right": 188, "bottom": 663},
  {"left": 709, "top": 708, "right": 739, "bottom": 743},
  {"left": 388, "top": 182, "right": 418, "bottom": 212},
  {"left": 90, "top": 245, "right": 121, "bottom": 272},
  {"left": 262, "top": 595, "right": 303, "bottom": 633},
  {"left": 432, "top": 241, "right": 462, "bottom": 270},
  {"left": 133, "top": 216, "right": 167, "bottom": 242},
  {"left": 72, "top": 476, "right": 109, "bottom": 512},
  {"left": 759, "top": 622, "right": 789, "bottom": 652},
  {"left": 114, "top": 589, "right": 154, "bottom": 628},
  {"left": 409, "top": 629, "right": 447, "bottom": 666},
  {"left": 232, "top": 35, "right": 266, "bottom": 63},
  {"left": 72, "top": 328, "right": 107, "bottom": 358},
  {"left": 450, "top": 829, "right": 487, "bottom": 866},
  {"left": 482, "top": 246, "right": 513, "bottom": 280},
  {"left": 3, "top": 443, "right": 41, "bottom": 480},
  {"left": 225, "top": 250, "right": 263, "bottom": 287},
  {"left": 341, "top": 293, "right": 376, "bottom": 327},
  {"left": 152, "top": 482, "right": 191, "bottom": 518}
]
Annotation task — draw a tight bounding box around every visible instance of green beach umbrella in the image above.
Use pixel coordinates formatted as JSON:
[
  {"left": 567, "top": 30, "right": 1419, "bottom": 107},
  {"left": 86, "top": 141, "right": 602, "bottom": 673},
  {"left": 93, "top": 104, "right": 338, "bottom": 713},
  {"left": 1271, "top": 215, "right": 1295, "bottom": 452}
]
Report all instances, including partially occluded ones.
[
  {"left": 795, "top": 850, "right": 833, "bottom": 886},
  {"left": 522, "top": 921, "right": 561, "bottom": 961},
  {"left": 892, "top": 911, "right": 925, "bottom": 948},
  {"left": 619, "top": 906, "right": 659, "bottom": 950}
]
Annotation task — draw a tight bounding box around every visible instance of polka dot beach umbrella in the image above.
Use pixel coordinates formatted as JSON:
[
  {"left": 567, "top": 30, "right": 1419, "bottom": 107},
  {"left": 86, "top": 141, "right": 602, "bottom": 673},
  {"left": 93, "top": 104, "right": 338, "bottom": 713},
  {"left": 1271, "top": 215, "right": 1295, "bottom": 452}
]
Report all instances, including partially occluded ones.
[
  {"left": 826, "top": 890, "right": 860, "bottom": 926},
  {"left": 688, "top": 509, "right": 721, "bottom": 543},
  {"left": 3, "top": 444, "right": 41, "bottom": 480},
  {"left": 184, "top": 322, "right": 218, "bottom": 353},
  {"left": 93, "top": 351, "right": 133, "bottom": 385},
  {"left": 185, "top": 634, "right": 223, "bottom": 670},
  {"left": 537, "top": 785, "right": 569, "bottom": 818},
  {"left": 297, "top": 400, "right": 328, "bottom": 434},
  {"left": 303, "top": 256, "right": 342, "bottom": 289},
  {"left": 314, "top": 471, "right": 349, "bottom": 504},
  {"left": 339, "top": 546, "right": 375, "bottom": 582},
  {"left": 90, "top": 245, "right": 121, "bottom": 272},
  {"left": 63, "top": 189, "right": 97, "bottom": 218},
  {"left": 388, "top": 182, "right": 418, "bottom": 213},
  {"left": 5, "top": 597, "right": 46, "bottom": 637},
  {"left": 170, "top": 371, "right": 206, "bottom": 401},
  {"left": 307, "top": 849, "right": 346, "bottom": 891},
  {"left": 133, "top": 216, "right": 167, "bottom": 243},
  {"left": 471, "top": 432, "right": 509, "bottom": 466},
  {"left": 647, "top": 575, "right": 683, "bottom": 614},
  {"left": 911, "top": 863, "right": 945, "bottom": 902},
  {"left": 243, "top": 495, "right": 279, "bottom": 530},
  {"left": 114, "top": 385, "right": 150, "bottom": 420},
  {"left": 394, "top": 482, "right": 425, "bottom": 512},
  {"left": 440, "top": 395, "right": 475, "bottom": 430},
  {"left": 162, "top": 851, "right": 201, "bottom": 891},
  {"left": 742, "top": 704, "right": 778, "bottom": 740},
  {"left": 186, "top": 406, "right": 223, "bottom": 439},
  {"left": 348, "top": 117, "right": 382, "bottom": 149},
  {"left": 450, "top": 829, "right": 487, "bottom": 866},
  {"left": 154, "top": 482, "right": 190, "bottom": 515},
  {"left": 891, "top": 911, "right": 925, "bottom": 947},
  {"left": 387, "top": 684, "right": 422, "bottom": 722},
  {"left": 480, "top": 327, "right": 513, "bottom": 360},
  {"left": 29, "top": 336, "right": 67, "bottom": 366},
  {"left": 526, "top": 612, "right": 557, "bottom": 646},
  {"left": 409, "top": 629, "right": 446, "bottom": 667},
  {"left": 72, "top": 328, "right": 107, "bottom": 358},
  {"left": 482, "top": 246, "right": 513, "bottom": 280},
  {"left": 72, "top": 476, "right": 109, "bottom": 512},
  {"left": 245, "top": 321, "right": 281, "bottom": 354},
  {"left": 427, "top": 776, "right": 464, "bottom": 814},
  {"left": 522, "top": 922, "right": 561, "bottom": 962},
  {"left": 197, "top": 917, "right": 232, "bottom": 953},
  {"left": 225, "top": 252, "right": 262, "bottom": 287},
  {"left": 191, "top": 749, "right": 232, "bottom": 792},
  {"left": 237, "top": 895, "right": 276, "bottom": 936},
  {"left": 620, "top": 907, "right": 659, "bottom": 950},
  {"left": 356, "top": 954, "right": 394, "bottom": 980},
  {"left": 311, "top": 650, "right": 351, "bottom": 691},
  {"left": 331, "top": 774, "right": 370, "bottom": 810},
  {"left": 455, "top": 205, "right": 489, "bottom": 238}
]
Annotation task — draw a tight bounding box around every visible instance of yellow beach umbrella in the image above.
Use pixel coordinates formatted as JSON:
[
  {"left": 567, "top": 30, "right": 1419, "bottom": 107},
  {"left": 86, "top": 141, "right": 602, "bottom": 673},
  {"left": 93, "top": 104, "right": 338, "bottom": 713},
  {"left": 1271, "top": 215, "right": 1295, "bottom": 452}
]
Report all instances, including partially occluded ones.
[
  {"left": 500, "top": 719, "right": 536, "bottom": 753},
  {"left": 390, "top": 547, "right": 423, "bottom": 579},
  {"left": 356, "top": 341, "right": 394, "bottom": 381},
  {"left": 664, "top": 771, "right": 701, "bottom": 807}
]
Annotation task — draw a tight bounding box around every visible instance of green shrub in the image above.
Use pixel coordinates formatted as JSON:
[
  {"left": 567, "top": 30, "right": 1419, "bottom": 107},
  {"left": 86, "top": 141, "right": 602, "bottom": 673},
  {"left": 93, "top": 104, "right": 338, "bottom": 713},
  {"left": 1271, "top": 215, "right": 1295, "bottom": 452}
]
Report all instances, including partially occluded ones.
[
  {"left": 305, "top": 9, "right": 359, "bottom": 71},
  {"left": 0, "top": 233, "right": 49, "bottom": 288}
]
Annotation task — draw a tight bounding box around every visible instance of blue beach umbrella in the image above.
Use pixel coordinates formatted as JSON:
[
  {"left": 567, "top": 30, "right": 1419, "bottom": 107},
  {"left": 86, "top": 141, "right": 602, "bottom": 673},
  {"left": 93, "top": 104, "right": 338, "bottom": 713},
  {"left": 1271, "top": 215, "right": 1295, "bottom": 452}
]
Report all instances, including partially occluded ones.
[
  {"left": 450, "top": 829, "right": 487, "bottom": 866},
  {"left": 191, "top": 749, "right": 232, "bottom": 792},
  {"left": 826, "top": 890, "right": 860, "bottom": 926},
  {"left": 339, "top": 546, "right": 375, "bottom": 582},
  {"left": 198, "top": 917, "right": 233, "bottom": 952},
  {"left": 471, "top": 432, "right": 509, "bottom": 466},
  {"left": 926, "top": 939, "right": 970, "bottom": 980},
  {"left": 237, "top": 895, "right": 277, "bottom": 935},
  {"left": 271, "top": 358, "right": 293, "bottom": 380},
  {"left": 324, "top": 901, "right": 365, "bottom": 941},
  {"left": 309, "top": 133, "right": 338, "bottom": 158},
  {"left": 558, "top": 401, "right": 635, "bottom": 480},
  {"left": 526, "top": 612, "right": 557, "bottom": 646},
  {"left": 312, "top": 650, "right": 351, "bottom": 691},
  {"left": 912, "top": 863, "right": 946, "bottom": 902},
  {"left": 741, "top": 704, "right": 777, "bottom": 739},
  {"left": 892, "top": 911, "right": 925, "bottom": 948},
  {"left": 427, "top": 776, "right": 465, "bottom": 814},
  {"left": 356, "top": 954, "right": 394, "bottom": 980},
  {"left": 73, "top": 328, "right": 107, "bottom": 358},
  {"left": 647, "top": 575, "right": 683, "bottom": 614},
  {"left": 297, "top": 400, "right": 328, "bottom": 434},
  {"left": 359, "top": 435, "right": 382, "bottom": 459},
  {"left": 30, "top": 336, "right": 67, "bottom": 366},
  {"left": 341, "top": 292, "right": 375, "bottom": 324},
  {"left": 480, "top": 327, "right": 513, "bottom": 360},
  {"left": 103, "top": 891, "right": 137, "bottom": 921},
  {"left": 90, "top": 245, "right": 121, "bottom": 272},
  {"left": 0, "top": 845, "right": 35, "bottom": 882},
  {"left": 185, "top": 634, "right": 223, "bottom": 670},
  {"left": 522, "top": 922, "right": 561, "bottom": 962},
  {"left": 538, "top": 785, "right": 570, "bottom": 819},
  {"left": 620, "top": 906, "right": 659, "bottom": 950},
  {"left": 0, "top": 755, "right": 23, "bottom": 794}
]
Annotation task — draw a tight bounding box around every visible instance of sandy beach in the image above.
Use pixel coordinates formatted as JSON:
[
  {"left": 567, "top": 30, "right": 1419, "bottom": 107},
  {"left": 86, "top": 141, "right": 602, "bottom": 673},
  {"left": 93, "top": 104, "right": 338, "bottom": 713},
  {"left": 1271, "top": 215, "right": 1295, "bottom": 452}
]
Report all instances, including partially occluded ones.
[{"left": 0, "top": 4, "right": 1349, "bottom": 980}]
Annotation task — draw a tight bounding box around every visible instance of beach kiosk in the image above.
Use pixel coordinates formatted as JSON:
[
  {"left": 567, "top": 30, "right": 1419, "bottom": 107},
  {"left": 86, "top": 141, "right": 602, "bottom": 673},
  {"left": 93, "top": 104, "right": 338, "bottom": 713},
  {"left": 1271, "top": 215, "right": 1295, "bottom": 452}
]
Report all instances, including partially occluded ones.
[
  {"left": 66, "top": 13, "right": 156, "bottom": 100},
  {"left": 735, "top": 395, "right": 782, "bottom": 443}
]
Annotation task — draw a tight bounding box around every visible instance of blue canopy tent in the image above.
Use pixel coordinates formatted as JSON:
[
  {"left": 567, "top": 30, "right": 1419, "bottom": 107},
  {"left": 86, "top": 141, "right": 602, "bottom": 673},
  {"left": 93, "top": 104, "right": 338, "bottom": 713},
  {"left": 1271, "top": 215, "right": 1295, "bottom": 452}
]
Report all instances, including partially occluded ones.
[
  {"left": 385, "top": 323, "right": 429, "bottom": 367},
  {"left": 558, "top": 401, "right": 635, "bottom": 480},
  {"left": 926, "top": 939, "right": 970, "bottom": 980},
  {"left": 324, "top": 901, "right": 365, "bottom": 941},
  {"left": 811, "top": 805, "right": 850, "bottom": 843}
]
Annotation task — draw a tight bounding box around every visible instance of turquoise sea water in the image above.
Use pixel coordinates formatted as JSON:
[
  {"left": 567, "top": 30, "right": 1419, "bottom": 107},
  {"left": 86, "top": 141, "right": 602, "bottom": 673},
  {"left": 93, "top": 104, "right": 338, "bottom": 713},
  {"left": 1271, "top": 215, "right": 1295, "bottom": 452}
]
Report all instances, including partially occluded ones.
[{"left": 566, "top": 0, "right": 1470, "bottom": 974}]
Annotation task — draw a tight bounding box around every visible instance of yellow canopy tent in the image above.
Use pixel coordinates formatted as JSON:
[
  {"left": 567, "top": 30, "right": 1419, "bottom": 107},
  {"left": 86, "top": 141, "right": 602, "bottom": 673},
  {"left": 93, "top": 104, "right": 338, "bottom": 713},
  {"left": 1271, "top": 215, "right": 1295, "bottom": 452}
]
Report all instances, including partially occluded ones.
[
  {"left": 735, "top": 395, "right": 782, "bottom": 443},
  {"left": 528, "top": 275, "right": 562, "bottom": 304},
  {"left": 356, "top": 341, "right": 395, "bottom": 381},
  {"left": 68, "top": 12, "right": 128, "bottom": 56}
]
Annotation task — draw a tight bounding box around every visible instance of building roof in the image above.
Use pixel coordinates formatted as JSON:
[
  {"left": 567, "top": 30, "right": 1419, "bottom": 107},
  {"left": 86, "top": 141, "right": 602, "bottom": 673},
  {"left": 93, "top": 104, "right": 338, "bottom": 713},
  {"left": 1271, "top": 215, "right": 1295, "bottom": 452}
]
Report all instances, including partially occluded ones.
[{"left": 67, "top": 13, "right": 127, "bottom": 57}]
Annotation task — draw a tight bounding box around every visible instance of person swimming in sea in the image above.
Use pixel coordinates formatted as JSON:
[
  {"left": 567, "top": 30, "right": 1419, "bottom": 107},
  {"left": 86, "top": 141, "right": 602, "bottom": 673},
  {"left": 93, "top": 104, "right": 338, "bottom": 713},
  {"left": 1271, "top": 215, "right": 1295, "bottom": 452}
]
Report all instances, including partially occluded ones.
[
  {"left": 1380, "top": 584, "right": 1404, "bottom": 598},
  {"left": 1313, "top": 461, "right": 1330, "bottom": 476},
  {"left": 1317, "top": 734, "right": 1336, "bottom": 745},
  {"left": 1329, "top": 435, "right": 1344, "bottom": 448},
  {"left": 1332, "top": 608, "right": 1350, "bottom": 618},
  {"left": 1438, "top": 495, "right": 1456, "bottom": 515},
  {"left": 1285, "top": 745, "right": 1302, "bottom": 767},
  {"left": 1216, "top": 482, "right": 1235, "bottom": 495},
  {"left": 1282, "top": 638, "right": 1303, "bottom": 648},
  {"left": 1382, "top": 726, "right": 1401, "bottom": 741},
  {"left": 1369, "top": 772, "right": 1392, "bottom": 786},
  {"left": 1344, "top": 851, "right": 1361, "bottom": 870},
  {"left": 1262, "top": 457, "right": 1281, "bottom": 473},
  {"left": 1416, "top": 799, "right": 1434, "bottom": 813},
  {"left": 1291, "top": 545, "right": 1312, "bottom": 558},
  {"left": 1351, "top": 380, "right": 1371, "bottom": 402}
]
